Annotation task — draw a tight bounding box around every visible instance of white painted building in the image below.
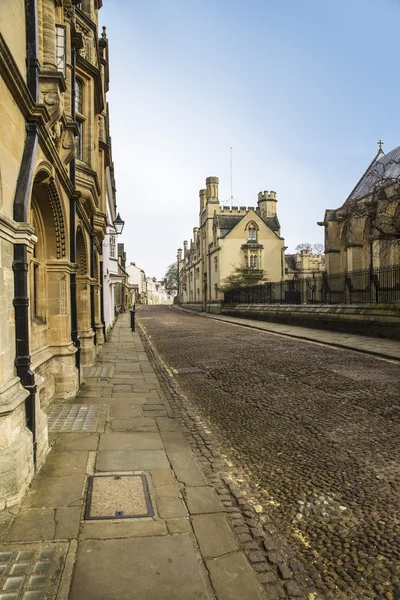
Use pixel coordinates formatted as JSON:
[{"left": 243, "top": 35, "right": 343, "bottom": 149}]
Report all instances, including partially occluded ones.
[
  {"left": 102, "top": 148, "right": 125, "bottom": 335},
  {"left": 126, "top": 263, "right": 147, "bottom": 304}
]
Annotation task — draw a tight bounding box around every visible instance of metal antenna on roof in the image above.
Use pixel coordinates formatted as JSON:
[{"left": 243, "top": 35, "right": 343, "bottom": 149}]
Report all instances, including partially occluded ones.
[
  {"left": 221, "top": 146, "right": 238, "bottom": 208},
  {"left": 230, "top": 146, "right": 233, "bottom": 209}
]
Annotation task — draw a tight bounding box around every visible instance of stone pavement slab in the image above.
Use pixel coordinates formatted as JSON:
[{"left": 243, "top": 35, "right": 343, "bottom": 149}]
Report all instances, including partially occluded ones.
[
  {"left": 96, "top": 449, "right": 170, "bottom": 471},
  {"left": 99, "top": 432, "right": 164, "bottom": 450},
  {"left": 52, "top": 433, "right": 99, "bottom": 451},
  {"left": 206, "top": 552, "right": 268, "bottom": 600},
  {"left": 192, "top": 513, "right": 239, "bottom": 559},
  {"left": 40, "top": 451, "right": 88, "bottom": 476},
  {"left": 69, "top": 536, "right": 212, "bottom": 600},
  {"left": 23, "top": 475, "right": 85, "bottom": 508},
  {"left": 80, "top": 519, "right": 167, "bottom": 539},
  {"left": 185, "top": 486, "right": 225, "bottom": 514},
  {"left": 167, "top": 452, "right": 209, "bottom": 487}
]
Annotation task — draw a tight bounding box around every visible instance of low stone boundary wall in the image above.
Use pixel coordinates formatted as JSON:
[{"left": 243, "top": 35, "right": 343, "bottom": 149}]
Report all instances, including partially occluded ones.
[
  {"left": 220, "top": 304, "right": 400, "bottom": 340},
  {"left": 180, "top": 302, "right": 222, "bottom": 314}
]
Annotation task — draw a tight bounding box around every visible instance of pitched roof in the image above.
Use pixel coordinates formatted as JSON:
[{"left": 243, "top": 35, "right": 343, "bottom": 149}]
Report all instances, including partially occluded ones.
[
  {"left": 346, "top": 145, "right": 400, "bottom": 202},
  {"left": 215, "top": 213, "right": 280, "bottom": 238},
  {"left": 285, "top": 254, "right": 296, "bottom": 270}
]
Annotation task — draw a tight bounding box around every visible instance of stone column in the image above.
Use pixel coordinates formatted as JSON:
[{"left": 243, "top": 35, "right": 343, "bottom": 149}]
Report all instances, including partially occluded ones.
[{"left": 42, "top": 0, "right": 57, "bottom": 70}]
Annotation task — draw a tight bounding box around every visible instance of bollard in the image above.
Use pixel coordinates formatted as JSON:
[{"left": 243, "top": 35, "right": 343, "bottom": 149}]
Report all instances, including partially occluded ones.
[{"left": 130, "top": 308, "right": 136, "bottom": 331}]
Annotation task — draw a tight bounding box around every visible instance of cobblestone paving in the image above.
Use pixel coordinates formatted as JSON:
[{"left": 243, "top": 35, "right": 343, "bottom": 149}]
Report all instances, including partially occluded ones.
[{"left": 139, "top": 306, "right": 400, "bottom": 600}]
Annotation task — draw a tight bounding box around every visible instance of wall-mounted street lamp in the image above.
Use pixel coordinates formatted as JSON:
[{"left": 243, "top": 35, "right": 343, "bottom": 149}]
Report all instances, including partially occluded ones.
[{"left": 113, "top": 213, "right": 125, "bottom": 235}]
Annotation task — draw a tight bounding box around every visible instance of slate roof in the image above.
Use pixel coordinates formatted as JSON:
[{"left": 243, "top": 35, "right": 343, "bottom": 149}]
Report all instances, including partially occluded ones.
[
  {"left": 285, "top": 254, "right": 296, "bottom": 270},
  {"left": 216, "top": 213, "right": 280, "bottom": 238},
  {"left": 347, "top": 145, "right": 400, "bottom": 202}
]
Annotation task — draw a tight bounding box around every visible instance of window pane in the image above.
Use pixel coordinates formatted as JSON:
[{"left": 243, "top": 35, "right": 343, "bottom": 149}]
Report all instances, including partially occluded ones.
[
  {"left": 56, "top": 26, "right": 66, "bottom": 74},
  {"left": 110, "top": 233, "right": 116, "bottom": 258},
  {"left": 75, "top": 121, "right": 83, "bottom": 160},
  {"left": 75, "top": 80, "right": 83, "bottom": 114}
]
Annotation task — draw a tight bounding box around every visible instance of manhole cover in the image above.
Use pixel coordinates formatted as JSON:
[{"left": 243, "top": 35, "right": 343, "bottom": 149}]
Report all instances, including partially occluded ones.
[
  {"left": 85, "top": 474, "right": 153, "bottom": 520},
  {"left": 47, "top": 405, "right": 99, "bottom": 432},
  {"left": 175, "top": 367, "right": 201, "bottom": 374},
  {"left": 0, "top": 542, "right": 67, "bottom": 600}
]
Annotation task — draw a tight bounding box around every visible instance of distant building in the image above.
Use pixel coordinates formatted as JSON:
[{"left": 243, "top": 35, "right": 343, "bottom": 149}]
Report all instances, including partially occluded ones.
[
  {"left": 126, "top": 262, "right": 147, "bottom": 304},
  {"left": 320, "top": 144, "right": 400, "bottom": 274},
  {"left": 177, "top": 176, "right": 285, "bottom": 307},
  {"left": 284, "top": 249, "right": 325, "bottom": 280}
]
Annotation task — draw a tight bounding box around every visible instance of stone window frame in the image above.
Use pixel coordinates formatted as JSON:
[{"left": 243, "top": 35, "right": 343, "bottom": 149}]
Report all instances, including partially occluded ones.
[
  {"left": 109, "top": 232, "right": 116, "bottom": 259},
  {"left": 75, "top": 78, "right": 86, "bottom": 162},
  {"left": 247, "top": 224, "right": 258, "bottom": 241},
  {"left": 30, "top": 204, "right": 47, "bottom": 324}
]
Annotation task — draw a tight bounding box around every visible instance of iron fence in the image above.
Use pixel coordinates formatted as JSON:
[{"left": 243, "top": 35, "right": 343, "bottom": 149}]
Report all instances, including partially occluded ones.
[{"left": 224, "top": 265, "right": 400, "bottom": 305}]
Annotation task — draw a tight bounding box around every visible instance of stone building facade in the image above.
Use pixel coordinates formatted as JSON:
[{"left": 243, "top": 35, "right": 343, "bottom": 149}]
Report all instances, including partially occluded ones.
[
  {"left": 284, "top": 249, "right": 325, "bottom": 280},
  {"left": 0, "top": 0, "right": 120, "bottom": 508},
  {"left": 320, "top": 145, "right": 400, "bottom": 275},
  {"left": 177, "top": 177, "right": 285, "bottom": 307}
]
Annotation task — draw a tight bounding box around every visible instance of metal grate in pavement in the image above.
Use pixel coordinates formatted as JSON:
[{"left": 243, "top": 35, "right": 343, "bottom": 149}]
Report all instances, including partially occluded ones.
[
  {"left": 83, "top": 365, "right": 114, "bottom": 379},
  {"left": 0, "top": 543, "right": 67, "bottom": 600},
  {"left": 85, "top": 474, "right": 153, "bottom": 520},
  {"left": 47, "top": 405, "right": 99, "bottom": 432}
]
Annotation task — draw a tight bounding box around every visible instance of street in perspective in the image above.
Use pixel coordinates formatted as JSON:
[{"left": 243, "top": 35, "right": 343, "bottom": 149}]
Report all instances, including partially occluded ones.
[{"left": 1, "top": 1, "right": 400, "bottom": 600}]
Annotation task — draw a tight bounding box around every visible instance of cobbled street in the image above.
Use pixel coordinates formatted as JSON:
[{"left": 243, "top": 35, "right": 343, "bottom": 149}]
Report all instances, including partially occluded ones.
[{"left": 139, "top": 306, "right": 400, "bottom": 600}]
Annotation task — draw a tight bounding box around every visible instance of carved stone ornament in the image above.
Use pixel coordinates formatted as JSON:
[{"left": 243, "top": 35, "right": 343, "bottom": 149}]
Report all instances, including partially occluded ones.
[
  {"left": 50, "top": 120, "right": 63, "bottom": 149},
  {"left": 42, "top": 90, "right": 62, "bottom": 128}
]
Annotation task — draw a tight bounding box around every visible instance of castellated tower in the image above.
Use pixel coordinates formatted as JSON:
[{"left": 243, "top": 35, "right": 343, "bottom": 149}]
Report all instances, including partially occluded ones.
[{"left": 257, "top": 190, "right": 277, "bottom": 218}]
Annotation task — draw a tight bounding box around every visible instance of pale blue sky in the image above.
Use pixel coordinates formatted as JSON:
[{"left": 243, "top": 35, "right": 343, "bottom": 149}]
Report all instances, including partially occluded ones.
[{"left": 101, "top": 0, "right": 400, "bottom": 278}]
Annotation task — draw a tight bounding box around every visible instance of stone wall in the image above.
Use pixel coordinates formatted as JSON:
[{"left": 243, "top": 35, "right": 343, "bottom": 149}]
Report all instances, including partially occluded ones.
[{"left": 220, "top": 304, "right": 400, "bottom": 340}]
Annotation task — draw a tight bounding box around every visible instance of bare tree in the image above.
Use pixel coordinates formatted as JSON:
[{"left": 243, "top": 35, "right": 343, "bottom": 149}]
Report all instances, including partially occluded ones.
[
  {"left": 312, "top": 243, "right": 324, "bottom": 255},
  {"left": 295, "top": 242, "right": 324, "bottom": 254},
  {"left": 295, "top": 242, "right": 313, "bottom": 252}
]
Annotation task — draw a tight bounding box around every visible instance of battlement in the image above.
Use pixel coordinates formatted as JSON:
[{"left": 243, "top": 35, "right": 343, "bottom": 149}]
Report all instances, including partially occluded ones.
[
  {"left": 258, "top": 191, "right": 277, "bottom": 202},
  {"left": 220, "top": 206, "right": 256, "bottom": 214}
]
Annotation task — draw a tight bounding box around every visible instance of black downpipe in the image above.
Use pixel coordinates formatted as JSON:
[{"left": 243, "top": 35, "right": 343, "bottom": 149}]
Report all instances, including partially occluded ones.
[
  {"left": 13, "top": 245, "right": 37, "bottom": 466},
  {"left": 25, "top": 0, "right": 40, "bottom": 102},
  {"left": 12, "top": 0, "right": 40, "bottom": 468},
  {"left": 99, "top": 261, "right": 106, "bottom": 341},
  {"left": 90, "top": 220, "right": 97, "bottom": 346},
  {"left": 70, "top": 41, "right": 81, "bottom": 377}
]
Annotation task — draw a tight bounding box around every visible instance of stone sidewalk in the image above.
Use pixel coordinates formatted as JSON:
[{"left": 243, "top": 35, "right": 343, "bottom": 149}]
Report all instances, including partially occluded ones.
[
  {"left": 0, "top": 314, "right": 268, "bottom": 600},
  {"left": 174, "top": 307, "right": 400, "bottom": 361}
]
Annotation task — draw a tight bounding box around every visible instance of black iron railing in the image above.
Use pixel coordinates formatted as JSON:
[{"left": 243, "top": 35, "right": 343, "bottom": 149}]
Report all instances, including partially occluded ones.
[{"left": 224, "top": 265, "right": 400, "bottom": 305}]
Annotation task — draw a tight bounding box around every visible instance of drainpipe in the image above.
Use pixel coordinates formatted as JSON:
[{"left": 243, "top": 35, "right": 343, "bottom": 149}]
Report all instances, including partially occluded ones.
[
  {"left": 90, "top": 218, "right": 97, "bottom": 346},
  {"left": 99, "top": 260, "right": 106, "bottom": 341},
  {"left": 70, "top": 40, "right": 81, "bottom": 378},
  {"left": 12, "top": 0, "right": 40, "bottom": 467}
]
